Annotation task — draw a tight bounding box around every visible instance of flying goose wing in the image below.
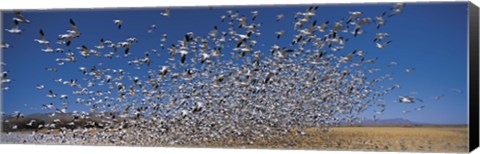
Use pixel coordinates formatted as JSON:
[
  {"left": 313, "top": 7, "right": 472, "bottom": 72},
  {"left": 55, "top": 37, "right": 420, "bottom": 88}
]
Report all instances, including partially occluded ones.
[{"left": 70, "top": 19, "right": 78, "bottom": 33}]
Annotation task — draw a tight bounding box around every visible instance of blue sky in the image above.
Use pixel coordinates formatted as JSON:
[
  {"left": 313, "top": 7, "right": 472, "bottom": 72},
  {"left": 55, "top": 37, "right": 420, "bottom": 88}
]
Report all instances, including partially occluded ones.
[{"left": 1, "top": 2, "right": 469, "bottom": 124}]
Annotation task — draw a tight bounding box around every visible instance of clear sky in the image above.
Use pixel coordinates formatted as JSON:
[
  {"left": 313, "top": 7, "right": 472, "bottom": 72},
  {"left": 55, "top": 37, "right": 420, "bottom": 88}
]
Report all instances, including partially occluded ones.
[{"left": 1, "top": 2, "right": 469, "bottom": 124}]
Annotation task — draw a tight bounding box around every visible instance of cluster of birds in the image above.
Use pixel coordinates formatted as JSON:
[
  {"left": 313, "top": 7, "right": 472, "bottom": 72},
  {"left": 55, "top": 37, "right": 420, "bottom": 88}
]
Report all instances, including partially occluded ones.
[
  {"left": 0, "top": 3, "right": 460, "bottom": 146},
  {"left": 4, "top": 12, "right": 31, "bottom": 35}
]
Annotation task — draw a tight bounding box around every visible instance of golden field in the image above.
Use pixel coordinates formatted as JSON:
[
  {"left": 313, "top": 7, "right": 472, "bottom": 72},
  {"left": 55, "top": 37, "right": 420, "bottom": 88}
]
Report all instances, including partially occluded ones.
[
  {"left": 1, "top": 125, "right": 469, "bottom": 153},
  {"left": 205, "top": 126, "right": 469, "bottom": 153}
]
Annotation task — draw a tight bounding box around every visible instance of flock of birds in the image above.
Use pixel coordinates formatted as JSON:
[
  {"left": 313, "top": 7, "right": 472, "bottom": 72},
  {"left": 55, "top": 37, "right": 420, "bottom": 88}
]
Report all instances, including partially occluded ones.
[{"left": 0, "top": 3, "right": 463, "bottom": 146}]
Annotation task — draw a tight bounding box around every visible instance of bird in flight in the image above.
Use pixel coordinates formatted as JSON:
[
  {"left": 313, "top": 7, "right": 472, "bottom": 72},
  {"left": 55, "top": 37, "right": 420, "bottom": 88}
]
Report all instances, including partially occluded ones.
[
  {"left": 34, "top": 29, "right": 50, "bottom": 44},
  {"left": 13, "top": 11, "right": 31, "bottom": 24},
  {"left": 5, "top": 20, "right": 22, "bottom": 34},
  {"left": 160, "top": 8, "right": 170, "bottom": 17},
  {"left": 113, "top": 19, "right": 123, "bottom": 29},
  {"left": 398, "top": 96, "right": 422, "bottom": 103}
]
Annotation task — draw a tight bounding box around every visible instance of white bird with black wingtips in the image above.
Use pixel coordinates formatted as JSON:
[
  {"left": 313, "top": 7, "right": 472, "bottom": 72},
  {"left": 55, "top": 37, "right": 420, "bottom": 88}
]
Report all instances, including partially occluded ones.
[
  {"left": 376, "top": 40, "right": 392, "bottom": 49},
  {"left": 13, "top": 11, "right": 31, "bottom": 24},
  {"left": 113, "top": 19, "right": 123, "bottom": 29},
  {"left": 42, "top": 44, "right": 54, "bottom": 53},
  {"left": 34, "top": 29, "right": 50, "bottom": 44},
  {"left": 5, "top": 20, "right": 22, "bottom": 34}
]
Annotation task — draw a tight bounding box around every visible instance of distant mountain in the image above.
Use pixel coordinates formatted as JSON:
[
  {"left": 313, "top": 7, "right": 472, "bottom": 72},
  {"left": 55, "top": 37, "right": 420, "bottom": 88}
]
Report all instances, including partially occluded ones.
[
  {"left": 3, "top": 112, "right": 75, "bottom": 121},
  {"left": 337, "top": 118, "right": 431, "bottom": 126},
  {"left": 27, "top": 113, "right": 74, "bottom": 120},
  {"left": 357, "top": 118, "right": 428, "bottom": 126}
]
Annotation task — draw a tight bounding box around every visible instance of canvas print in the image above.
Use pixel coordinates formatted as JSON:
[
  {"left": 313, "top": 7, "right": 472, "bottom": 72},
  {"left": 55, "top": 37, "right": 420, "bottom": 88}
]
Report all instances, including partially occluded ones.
[{"left": 0, "top": 2, "right": 475, "bottom": 153}]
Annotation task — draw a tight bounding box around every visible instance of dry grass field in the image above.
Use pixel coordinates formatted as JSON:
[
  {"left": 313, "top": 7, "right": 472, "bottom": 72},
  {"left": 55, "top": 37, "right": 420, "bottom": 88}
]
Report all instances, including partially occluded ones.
[
  {"left": 205, "top": 126, "right": 469, "bottom": 153},
  {"left": 1, "top": 126, "right": 469, "bottom": 153}
]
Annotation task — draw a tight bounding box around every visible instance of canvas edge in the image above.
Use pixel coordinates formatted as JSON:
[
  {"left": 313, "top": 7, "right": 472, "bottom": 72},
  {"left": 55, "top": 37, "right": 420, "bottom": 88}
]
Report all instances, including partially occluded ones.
[
  {"left": 0, "top": 10, "right": 4, "bottom": 142},
  {"left": 469, "top": 1, "right": 479, "bottom": 152}
]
